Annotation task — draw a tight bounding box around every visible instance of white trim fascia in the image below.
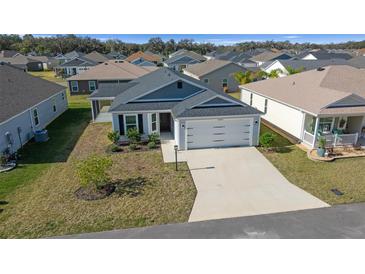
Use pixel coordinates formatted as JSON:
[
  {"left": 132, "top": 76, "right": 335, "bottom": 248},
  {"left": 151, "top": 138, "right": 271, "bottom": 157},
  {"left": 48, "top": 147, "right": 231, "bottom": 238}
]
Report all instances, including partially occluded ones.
[
  {"left": 0, "top": 89, "right": 66, "bottom": 126},
  {"left": 176, "top": 113, "right": 260, "bottom": 120},
  {"left": 240, "top": 86, "right": 319, "bottom": 117},
  {"left": 190, "top": 94, "right": 244, "bottom": 109},
  {"left": 88, "top": 97, "right": 115, "bottom": 101}
]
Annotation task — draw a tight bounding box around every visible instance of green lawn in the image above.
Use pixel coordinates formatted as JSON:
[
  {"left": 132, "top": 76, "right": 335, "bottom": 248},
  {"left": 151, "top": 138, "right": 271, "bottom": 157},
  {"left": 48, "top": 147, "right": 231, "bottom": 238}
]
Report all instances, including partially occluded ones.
[
  {"left": 259, "top": 126, "right": 365, "bottom": 205},
  {"left": 0, "top": 71, "right": 196, "bottom": 238},
  {"left": 0, "top": 73, "right": 90, "bottom": 200}
]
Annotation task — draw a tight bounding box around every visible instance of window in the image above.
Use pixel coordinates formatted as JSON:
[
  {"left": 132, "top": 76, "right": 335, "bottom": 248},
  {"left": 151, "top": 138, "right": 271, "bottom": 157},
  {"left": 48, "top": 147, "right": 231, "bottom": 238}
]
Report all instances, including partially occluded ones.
[
  {"left": 61, "top": 92, "right": 65, "bottom": 100},
  {"left": 249, "top": 93, "right": 253, "bottom": 106},
  {"left": 203, "top": 78, "right": 209, "bottom": 84},
  {"left": 70, "top": 81, "right": 78, "bottom": 92},
  {"left": 318, "top": 117, "right": 333, "bottom": 134},
  {"left": 32, "top": 108, "right": 39, "bottom": 126},
  {"left": 88, "top": 81, "right": 96, "bottom": 92},
  {"left": 338, "top": 117, "right": 347, "bottom": 130},
  {"left": 264, "top": 99, "right": 268, "bottom": 114},
  {"left": 222, "top": 79, "right": 228, "bottom": 88},
  {"left": 151, "top": 113, "right": 157, "bottom": 132},
  {"left": 52, "top": 98, "right": 57, "bottom": 112},
  {"left": 177, "top": 80, "right": 183, "bottom": 89},
  {"left": 125, "top": 115, "right": 138, "bottom": 132}
]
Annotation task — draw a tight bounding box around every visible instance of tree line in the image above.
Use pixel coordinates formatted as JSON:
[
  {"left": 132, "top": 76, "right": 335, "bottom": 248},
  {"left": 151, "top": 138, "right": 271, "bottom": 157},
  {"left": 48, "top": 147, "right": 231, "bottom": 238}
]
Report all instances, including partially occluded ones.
[{"left": 1, "top": 34, "right": 365, "bottom": 57}]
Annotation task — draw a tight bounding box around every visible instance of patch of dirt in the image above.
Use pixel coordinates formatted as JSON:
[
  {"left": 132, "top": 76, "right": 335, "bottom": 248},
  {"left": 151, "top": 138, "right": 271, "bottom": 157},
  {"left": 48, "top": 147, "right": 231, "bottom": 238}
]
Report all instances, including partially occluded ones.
[{"left": 75, "top": 184, "right": 116, "bottom": 201}]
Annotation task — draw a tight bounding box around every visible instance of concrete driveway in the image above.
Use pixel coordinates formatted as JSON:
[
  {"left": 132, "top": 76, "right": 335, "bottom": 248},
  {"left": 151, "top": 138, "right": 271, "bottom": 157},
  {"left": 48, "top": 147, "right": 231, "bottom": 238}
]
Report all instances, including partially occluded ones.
[{"left": 161, "top": 143, "right": 329, "bottom": 222}]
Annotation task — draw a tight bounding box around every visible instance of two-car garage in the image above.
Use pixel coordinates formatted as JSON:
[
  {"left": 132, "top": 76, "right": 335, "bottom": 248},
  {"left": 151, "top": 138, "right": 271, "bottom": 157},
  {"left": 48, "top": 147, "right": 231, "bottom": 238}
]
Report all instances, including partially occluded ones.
[{"left": 183, "top": 117, "right": 259, "bottom": 150}]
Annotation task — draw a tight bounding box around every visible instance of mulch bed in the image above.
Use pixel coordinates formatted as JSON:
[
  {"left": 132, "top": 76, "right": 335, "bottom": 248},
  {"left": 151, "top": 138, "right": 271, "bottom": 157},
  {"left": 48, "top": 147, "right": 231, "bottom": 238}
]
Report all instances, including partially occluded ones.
[
  {"left": 75, "top": 184, "right": 116, "bottom": 201},
  {"left": 75, "top": 177, "right": 148, "bottom": 201},
  {"left": 106, "top": 142, "right": 160, "bottom": 154}
]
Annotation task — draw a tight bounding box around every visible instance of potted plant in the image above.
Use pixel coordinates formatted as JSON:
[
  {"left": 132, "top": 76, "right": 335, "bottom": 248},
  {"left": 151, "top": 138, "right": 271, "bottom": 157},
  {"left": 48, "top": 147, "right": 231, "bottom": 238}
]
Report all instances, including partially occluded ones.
[{"left": 317, "top": 137, "right": 326, "bottom": 157}]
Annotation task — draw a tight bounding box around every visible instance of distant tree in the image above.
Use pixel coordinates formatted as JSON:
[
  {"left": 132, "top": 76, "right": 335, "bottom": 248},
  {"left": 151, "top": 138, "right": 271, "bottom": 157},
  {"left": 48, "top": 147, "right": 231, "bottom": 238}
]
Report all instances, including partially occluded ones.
[
  {"left": 234, "top": 71, "right": 252, "bottom": 84},
  {"left": 285, "top": 66, "right": 304, "bottom": 75},
  {"left": 148, "top": 37, "right": 165, "bottom": 53}
]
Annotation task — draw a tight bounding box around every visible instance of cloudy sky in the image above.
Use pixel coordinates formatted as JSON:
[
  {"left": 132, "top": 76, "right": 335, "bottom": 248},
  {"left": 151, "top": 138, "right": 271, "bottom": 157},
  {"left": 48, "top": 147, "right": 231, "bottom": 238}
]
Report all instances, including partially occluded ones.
[{"left": 33, "top": 34, "right": 365, "bottom": 45}]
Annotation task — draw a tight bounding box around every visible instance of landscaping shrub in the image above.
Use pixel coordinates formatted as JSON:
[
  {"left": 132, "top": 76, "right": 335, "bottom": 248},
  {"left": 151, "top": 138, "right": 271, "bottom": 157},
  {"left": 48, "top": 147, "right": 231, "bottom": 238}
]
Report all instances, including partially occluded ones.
[
  {"left": 148, "top": 132, "right": 160, "bottom": 143},
  {"left": 129, "top": 143, "right": 138, "bottom": 151},
  {"left": 0, "top": 154, "right": 7, "bottom": 166},
  {"left": 107, "top": 131, "right": 120, "bottom": 144},
  {"left": 147, "top": 141, "right": 156, "bottom": 149},
  {"left": 260, "top": 132, "right": 276, "bottom": 148},
  {"left": 76, "top": 155, "right": 113, "bottom": 189},
  {"left": 127, "top": 128, "right": 141, "bottom": 144}
]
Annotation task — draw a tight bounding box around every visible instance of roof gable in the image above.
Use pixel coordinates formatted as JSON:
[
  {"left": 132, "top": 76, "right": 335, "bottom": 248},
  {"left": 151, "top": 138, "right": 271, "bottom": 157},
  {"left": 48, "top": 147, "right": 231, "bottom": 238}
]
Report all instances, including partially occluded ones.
[
  {"left": 326, "top": 94, "right": 365, "bottom": 108},
  {"left": 196, "top": 96, "right": 239, "bottom": 107}
]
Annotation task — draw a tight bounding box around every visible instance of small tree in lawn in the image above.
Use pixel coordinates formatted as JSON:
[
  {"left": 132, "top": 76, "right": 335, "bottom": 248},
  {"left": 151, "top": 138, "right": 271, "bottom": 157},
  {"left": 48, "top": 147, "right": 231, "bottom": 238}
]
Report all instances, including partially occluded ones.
[
  {"left": 260, "top": 132, "right": 276, "bottom": 150},
  {"left": 107, "top": 131, "right": 120, "bottom": 145},
  {"left": 76, "top": 155, "right": 113, "bottom": 189}
]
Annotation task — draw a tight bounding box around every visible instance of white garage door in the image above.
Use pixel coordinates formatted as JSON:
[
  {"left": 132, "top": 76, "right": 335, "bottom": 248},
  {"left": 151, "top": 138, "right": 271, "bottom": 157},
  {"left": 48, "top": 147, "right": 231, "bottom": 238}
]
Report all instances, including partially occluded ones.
[{"left": 186, "top": 117, "right": 253, "bottom": 149}]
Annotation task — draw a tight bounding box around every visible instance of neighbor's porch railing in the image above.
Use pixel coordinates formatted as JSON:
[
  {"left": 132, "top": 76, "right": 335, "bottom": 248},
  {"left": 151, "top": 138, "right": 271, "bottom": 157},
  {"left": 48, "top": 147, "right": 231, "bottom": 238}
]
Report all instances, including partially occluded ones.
[
  {"left": 303, "top": 131, "right": 359, "bottom": 147},
  {"left": 316, "top": 133, "right": 359, "bottom": 147}
]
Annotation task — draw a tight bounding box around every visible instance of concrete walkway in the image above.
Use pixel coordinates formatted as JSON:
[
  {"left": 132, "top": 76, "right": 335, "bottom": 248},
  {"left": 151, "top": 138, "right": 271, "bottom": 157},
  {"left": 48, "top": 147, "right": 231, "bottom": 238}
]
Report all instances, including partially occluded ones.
[
  {"left": 161, "top": 144, "right": 328, "bottom": 222},
  {"left": 57, "top": 203, "right": 365, "bottom": 239}
]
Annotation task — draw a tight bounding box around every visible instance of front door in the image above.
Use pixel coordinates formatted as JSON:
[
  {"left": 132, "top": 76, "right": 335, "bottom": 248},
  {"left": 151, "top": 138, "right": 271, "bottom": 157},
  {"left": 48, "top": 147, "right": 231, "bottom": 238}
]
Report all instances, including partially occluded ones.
[{"left": 159, "top": 113, "right": 171, "bottom": 132}]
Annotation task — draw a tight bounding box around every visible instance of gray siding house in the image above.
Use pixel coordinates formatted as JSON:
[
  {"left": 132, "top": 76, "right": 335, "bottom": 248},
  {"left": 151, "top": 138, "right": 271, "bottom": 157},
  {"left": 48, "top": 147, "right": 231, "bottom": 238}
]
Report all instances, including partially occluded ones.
[
  {"left": 90, "top": 68, "right": 262, "bottom": 150},
  {"left": 0, "top": 63, "right": 68, "bottom": 153},
  {"left": 183, "top": 60, "right": 249, "bottom": 92}
]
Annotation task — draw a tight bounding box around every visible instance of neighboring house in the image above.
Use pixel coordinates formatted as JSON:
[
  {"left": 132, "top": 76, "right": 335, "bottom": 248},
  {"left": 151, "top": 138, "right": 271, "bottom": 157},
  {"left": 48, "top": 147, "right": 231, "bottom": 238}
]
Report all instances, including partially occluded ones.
[
  {"left": 347, "top": 56, "right": 365, "bottom": 69},
  {"left": 0, "top": 63, "right": 68, "bottom": 153},
  {"left": 27, "top": 56, "right": 59, "bottom": 70},
  {"left": 261, "top": 59, "right": 350, "bottom": 76},
  {"left": 67, "top": 60, "right": 157, "bottom": 94},
  {"left": 209, "top": 51, "right": 258, "bottom": 68},
  {"left": 55, "top": 56, "right": 97, "bottom": 77},
  {"left": 54, "top": 51, "right": 83, "bottom": 64},
  {"left": 125, "top": 51, "right": 162, "bottom": 65},
  {"left": 183, "top": 59, "right": 249, "bottom": 92},
  {"left": 90, "top": 68, "right": 262, "bottom": 150},
  {"left": 107, "top": 51, "right": 126, "bottom": 60},
  {"left": 298, "top": 49, "right": 352, "bottom": 60},
  {"left": 250, "top": 51, "right": 292, "bottom": 66},
  {"left": 0, "top": 55, "right": 44, "bottom": 71},
  {"left": 0, "top": 50, "right": 21, "bottom": 58},
  {"left": 240, "top": 65, "right": 365, "bottom": 149},
  {"left": 54, "top": 51, "right": 111, "bottom": 77},
  {"left": 164, "top": 50, "right": 206, "bottom": 72}
]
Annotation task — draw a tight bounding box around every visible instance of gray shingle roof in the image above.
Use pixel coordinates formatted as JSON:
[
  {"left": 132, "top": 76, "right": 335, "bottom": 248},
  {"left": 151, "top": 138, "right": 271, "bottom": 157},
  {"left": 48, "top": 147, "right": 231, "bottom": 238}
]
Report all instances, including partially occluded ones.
[
  {"left": 89, "top": 82, "right": 138, "bottom": 99},
  {"left": 108, "top": 67, "right": 261, "bottom": 118},
  {"left": 0, "top": 63, "right": 65, "bottom": 123},
  {"left": 164, "top": 51, "right": 206, "bottom": 65},
  {"left": 262, "top": 59, "right": 350, "bottom": 71}
]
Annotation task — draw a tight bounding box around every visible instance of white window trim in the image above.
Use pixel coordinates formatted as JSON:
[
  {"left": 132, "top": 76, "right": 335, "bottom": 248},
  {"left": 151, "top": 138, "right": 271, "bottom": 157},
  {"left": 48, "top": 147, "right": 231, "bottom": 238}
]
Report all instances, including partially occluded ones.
[
  {"left": 88, "top": 80, "right": 97, "bottom": 92},
  {"left": 71, "top": 81, "right": 79, "bottom": 92},
  {"left": 124, "top": 114, "right": 139, "bottom": 133},
  {"left": 32, "top": 108, "right": 40, "bottom": 127},
  {"left": 149, "top": 113, "right": 159, "bottom": 134}
]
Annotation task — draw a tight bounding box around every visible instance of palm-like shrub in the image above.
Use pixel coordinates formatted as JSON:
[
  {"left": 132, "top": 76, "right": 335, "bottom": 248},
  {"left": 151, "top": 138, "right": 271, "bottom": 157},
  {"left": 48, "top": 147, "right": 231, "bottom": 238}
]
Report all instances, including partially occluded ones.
[
  {"left": 76, "top": 155, "right": 113, "bottom": 188},
  {"left": 260, "top": 132, "right": 276, "bottom": 148},
  {"left": 126, "top": 128, "right": 141, "bottom": 144},
  {"left": 107, "top": 131, "right": 120, "bottom": 144}
]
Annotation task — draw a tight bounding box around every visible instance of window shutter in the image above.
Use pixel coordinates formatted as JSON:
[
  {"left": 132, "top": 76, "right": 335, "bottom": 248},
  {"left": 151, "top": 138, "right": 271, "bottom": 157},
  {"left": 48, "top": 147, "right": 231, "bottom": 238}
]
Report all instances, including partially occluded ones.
[
  {"left": 138, "top": 114, "right": 144, "bottom": 134},
  {"left": 118, "top": 115, "right": 124, "bottom": 135}
]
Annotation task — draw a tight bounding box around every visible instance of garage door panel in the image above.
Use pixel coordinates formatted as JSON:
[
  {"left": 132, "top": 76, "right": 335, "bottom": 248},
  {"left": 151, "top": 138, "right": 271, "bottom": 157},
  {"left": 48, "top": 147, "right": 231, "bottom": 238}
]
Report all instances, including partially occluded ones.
[{"left": 186, "top": 118, "right": 253, "bottom": 149}]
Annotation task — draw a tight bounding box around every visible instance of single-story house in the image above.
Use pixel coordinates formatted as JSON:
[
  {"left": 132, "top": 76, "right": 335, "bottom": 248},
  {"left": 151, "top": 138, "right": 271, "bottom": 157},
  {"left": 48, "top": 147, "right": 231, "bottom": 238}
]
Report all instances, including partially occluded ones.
[
  {"left": 125, "top": 51, "right": 162, "bottom": 65},
  {"left": 54, "top": 51, "right": 84, "bottom": 64},
  {"left": 296, "top": 49, "right": 352, "bottom": 60},
  {"left": 261, "top": 59, "right": 350, "bottom": 76},
  {"left": 209, "top": 51, "right": 258, "bottom": 68},
  {"left": 182, "top": 59, "right": 250, "bottom": 92},
  {"left": 0, "top": 55, "right": 45, "bottom": 71},
  {"left": 250, "top": 51, "right": 292, "bottom": 66},
  {"left": 90, "top": 68, "right": 262, "bottom": 150},
  {"left": 67, "top": 60, "right": 157, "bottom": 94},
  {"left": 54, "top": 51, "right": 111, "bottom": 77},
  {"left": 163, "top": 50, "right": 206, "bottom": 72},
  {"left": 0, "top": 62, "right": 68, "bottom": 153},
  {"left": 240, "top": 65, "right": 365, "bottom": 148},
  {"left": 27, "top": 56, "right": 59, "bottom": 70},
  {"left": 0, "top": 50, "right": 21, "bottom": 58}
]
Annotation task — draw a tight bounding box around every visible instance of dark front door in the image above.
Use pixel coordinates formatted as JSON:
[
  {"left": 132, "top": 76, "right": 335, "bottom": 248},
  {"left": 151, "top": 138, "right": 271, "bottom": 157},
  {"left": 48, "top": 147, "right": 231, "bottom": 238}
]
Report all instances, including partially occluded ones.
[{"left": 159, "top": 113, "right": 171, "bottom": 132}]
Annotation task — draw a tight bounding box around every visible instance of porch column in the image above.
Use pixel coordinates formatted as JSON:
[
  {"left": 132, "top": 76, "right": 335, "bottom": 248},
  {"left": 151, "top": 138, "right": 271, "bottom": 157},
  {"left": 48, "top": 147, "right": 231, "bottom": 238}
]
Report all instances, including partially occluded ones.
[
  {"left": 312, "top": 117, "right": 320, "bottom": 148},
  {"left": 91, "top": 100, "right": 96, "bottom": 121}
]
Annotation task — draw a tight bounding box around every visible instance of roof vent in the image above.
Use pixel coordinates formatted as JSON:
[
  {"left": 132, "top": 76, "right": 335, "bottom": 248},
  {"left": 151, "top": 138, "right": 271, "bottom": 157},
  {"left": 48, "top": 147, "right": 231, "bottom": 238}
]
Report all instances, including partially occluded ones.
[{"left": 317, "top": 67, "right": 325, "bottom": 71}]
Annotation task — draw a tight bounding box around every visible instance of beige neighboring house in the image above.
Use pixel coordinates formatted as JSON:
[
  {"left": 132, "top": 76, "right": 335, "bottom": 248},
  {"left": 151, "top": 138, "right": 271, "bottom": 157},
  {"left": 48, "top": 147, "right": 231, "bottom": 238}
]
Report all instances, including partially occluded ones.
[
  {"left": 68, "top": 60, "right": 157, "bottom": 94},
  {"left": 183, "top": 59, "right": 248, "bottom": 92},
  {"left": 240, "top": 65, "right": 365, "bottom": 148}
]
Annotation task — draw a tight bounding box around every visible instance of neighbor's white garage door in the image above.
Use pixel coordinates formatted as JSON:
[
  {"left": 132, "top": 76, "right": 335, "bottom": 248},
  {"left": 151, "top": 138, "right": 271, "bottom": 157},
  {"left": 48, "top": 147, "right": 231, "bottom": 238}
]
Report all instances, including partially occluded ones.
[{"left": 186, "top": 117, "right": 253, "bottom": 149}]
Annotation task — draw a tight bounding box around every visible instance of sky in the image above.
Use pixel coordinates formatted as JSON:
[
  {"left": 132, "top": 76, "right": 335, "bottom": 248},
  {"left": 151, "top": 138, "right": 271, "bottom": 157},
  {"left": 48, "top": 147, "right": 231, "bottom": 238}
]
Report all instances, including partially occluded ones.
[{"left": 33, "top": 34, "right": 365, "bottom": 45}]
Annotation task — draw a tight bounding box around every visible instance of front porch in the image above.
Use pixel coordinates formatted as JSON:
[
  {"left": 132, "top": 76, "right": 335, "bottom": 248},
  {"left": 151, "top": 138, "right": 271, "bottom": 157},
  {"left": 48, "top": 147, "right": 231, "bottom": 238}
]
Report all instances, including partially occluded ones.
[
  {"left": 302, "top": 114, "right": 365, "bottom": 148},
  {"left": 90, "top": 99, "right": 113, "bottom": 123}
]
